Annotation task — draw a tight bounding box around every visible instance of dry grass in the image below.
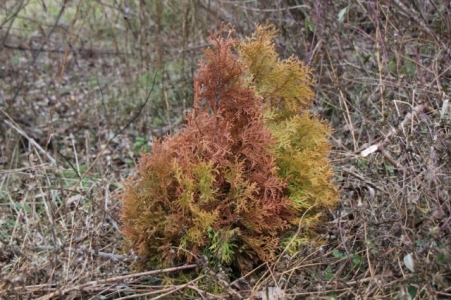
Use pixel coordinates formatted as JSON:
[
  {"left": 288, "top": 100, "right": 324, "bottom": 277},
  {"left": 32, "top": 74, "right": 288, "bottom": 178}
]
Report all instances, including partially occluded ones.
[{"left": 1, "top": 0, "right": 450, "bottom": 299}]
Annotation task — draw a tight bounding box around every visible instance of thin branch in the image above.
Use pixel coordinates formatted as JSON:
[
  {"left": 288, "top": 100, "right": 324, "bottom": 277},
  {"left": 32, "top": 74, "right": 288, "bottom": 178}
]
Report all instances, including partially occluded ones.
[
  {"left": 393, "top": 0, "right": 450, "bottom": 55},
  {"left": 54, "top": 73, "right": 156, "bottom": 215},
  {"left": 3, "top": 43, "right": 129, "bottom": 56},
  {"left": 10, "top": 2, "right": 67, "bottom": 105},
  {"left": 35, "top": 245, "right": 139, "bottom": 262},
  {"left": 2, "top": 116, "right": 56, "bottom": 164},
  {"left": 0, "top": 0, "right": 27, "bottom": 52},
  {"left": 34, "top": 264, "right": 199, "bottom": 300},
  {"left": 359, "top": 104, "right": 432, "bottom": 165}
]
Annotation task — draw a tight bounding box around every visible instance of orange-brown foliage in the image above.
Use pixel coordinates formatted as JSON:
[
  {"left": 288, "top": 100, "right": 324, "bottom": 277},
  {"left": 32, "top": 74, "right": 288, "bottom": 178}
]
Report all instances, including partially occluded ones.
[{"left": 120, "top": 26, "right": 297, "bottom": 271}]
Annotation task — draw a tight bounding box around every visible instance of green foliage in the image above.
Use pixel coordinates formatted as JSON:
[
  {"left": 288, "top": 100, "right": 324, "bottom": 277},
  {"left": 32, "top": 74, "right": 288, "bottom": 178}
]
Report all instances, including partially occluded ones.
[
  {"left": 208, "top": 227, "right": 238, "bottom": 264},
  {"left": 132, "top": 136, "right": 150, "bottom": 155},
  {"left": 120, "top": 24, "right": 339, "bottom": 273}
]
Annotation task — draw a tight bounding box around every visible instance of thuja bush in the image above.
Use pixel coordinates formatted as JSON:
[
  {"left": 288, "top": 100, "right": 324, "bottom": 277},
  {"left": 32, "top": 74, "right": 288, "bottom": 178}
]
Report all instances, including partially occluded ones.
[{"left": 120, "top": 24, "right": 339, "bottom": 272}]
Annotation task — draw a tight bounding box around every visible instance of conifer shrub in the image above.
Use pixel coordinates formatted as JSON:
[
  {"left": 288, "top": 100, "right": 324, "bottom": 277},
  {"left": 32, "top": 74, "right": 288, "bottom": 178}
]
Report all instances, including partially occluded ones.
[{"left": 120, "top": 24, "right": 339, "bottom": 272}]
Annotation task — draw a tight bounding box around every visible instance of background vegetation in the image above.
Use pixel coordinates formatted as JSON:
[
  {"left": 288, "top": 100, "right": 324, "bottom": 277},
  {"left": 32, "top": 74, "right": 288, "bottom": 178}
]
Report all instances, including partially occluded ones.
[{"left": 1, "top": 0, "right": 450, "bottom": 299}]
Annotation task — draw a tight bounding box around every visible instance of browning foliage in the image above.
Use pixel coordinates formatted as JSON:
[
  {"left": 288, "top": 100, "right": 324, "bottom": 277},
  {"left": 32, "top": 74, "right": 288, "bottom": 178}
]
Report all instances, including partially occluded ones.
[{"left": 120, "top": 24, "right": 338, "bottom": 272}]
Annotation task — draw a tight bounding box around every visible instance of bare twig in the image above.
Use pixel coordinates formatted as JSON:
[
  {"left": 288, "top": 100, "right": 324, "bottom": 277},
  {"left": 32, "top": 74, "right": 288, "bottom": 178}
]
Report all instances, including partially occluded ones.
[
  {"left": 393, "top": 0, "right": 450, "bottom": 55},
  {"left": 359, "top": 104, "right": 433, "bottom": 174},
  {"left": 34, "top": 264, "right": 198, "bottom": 300},
  {"left": 2, "top": 116, "right": 56, "bottom": 164},
  {"left": 9, "top": 2, "right": 67, "bottom": 105},
  {"left": 3, "top": 43, "right": 129, "bottom": 55},
  {"left": 35, "top": 246, "right": 138, "bottom": 262}
]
